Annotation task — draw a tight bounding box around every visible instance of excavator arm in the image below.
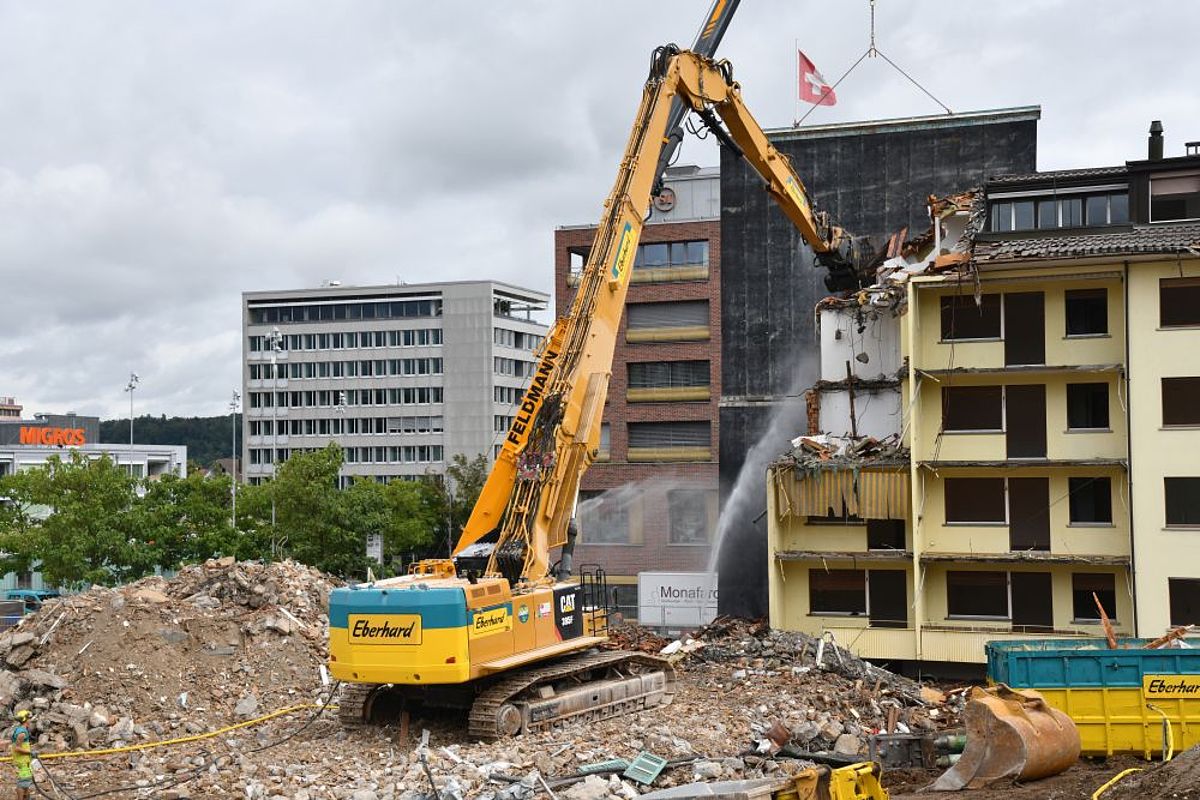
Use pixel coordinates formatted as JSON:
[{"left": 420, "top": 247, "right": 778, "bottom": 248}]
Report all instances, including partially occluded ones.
[{"left": 453, "top": 48, "right": 866, "bottom": 584}]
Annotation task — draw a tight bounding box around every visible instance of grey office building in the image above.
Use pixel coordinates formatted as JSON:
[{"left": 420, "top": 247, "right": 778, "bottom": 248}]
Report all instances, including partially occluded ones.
[{"left": 242, "top": 281, "right": 548, "bottom": 485}]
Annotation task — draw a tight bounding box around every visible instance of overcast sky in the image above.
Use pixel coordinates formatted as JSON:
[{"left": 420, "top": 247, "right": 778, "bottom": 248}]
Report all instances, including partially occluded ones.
[{"left": 2, "top": 1, "right": 1197, "bottom": 419}]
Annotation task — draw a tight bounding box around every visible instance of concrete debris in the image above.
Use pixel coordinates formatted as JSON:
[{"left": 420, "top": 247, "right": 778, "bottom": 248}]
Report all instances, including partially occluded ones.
[
  {"left": 0, "top": 567, "right": 967, "bottom": 797},
  {"left": 0, "top": 558, "right": 338, "bottom": 757}
]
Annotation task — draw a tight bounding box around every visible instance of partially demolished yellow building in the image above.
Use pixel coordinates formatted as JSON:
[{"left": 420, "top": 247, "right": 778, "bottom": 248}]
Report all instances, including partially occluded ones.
[{"left": 768, "top": 123, "right": 1200, "bottom": 663}]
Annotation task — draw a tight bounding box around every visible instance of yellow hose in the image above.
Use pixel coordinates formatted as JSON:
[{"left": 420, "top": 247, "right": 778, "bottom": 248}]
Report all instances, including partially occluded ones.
[
  {"left": 1091, "top": 767, "right": 1143, "bottom": 800},
  {"left": 0, "top": 702, "right": 336, "bottom": 763},
  {"left": 1146, "top": 703, "right": 1174, "bottom": 762}
]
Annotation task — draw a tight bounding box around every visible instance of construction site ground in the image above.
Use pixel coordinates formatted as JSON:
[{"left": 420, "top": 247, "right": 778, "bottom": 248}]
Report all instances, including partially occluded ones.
[{"left": 0, "top": 560, "right": 1188, "bottom": 799}]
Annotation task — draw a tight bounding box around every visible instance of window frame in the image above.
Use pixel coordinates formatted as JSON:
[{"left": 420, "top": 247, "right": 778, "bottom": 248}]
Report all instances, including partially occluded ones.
[
  {"left": 946, "top": 570, "right": 1010, "bottom": 621},
  {"left": 1071, "top": 573, "right": 1118, "bottom": 623},
  {"left": 667, "top": 488, "right": 710, "bottom": 545},
  {"left": 1064, "top": 288, "right": 1109, "bottom": 338},
  {"left": 1161, "top": 377, "right": 1200, "bottom": 427},
  {"left": 944, "top": 478, "right": 1008, "bottom": 526},
  {"left": 1067, "top": 476, "right": 1114, "bottom": 526},
  {"left": 1159, "top": 277, "right": 1200, "bottom": 328},
  {"left": 1150, "top": 173, "right": 1200, "bottom": 224},
  {"left": 942, "top": 385, "right": 1004, "bottom": 433},
  {"left": 1164, "top": 477, "right": 1200, "bottom": 528},
  {"left": 940, "top": 294, "right": 1003, "bottom": 342},
  {"left": 1066, "top": 382, "right": 1111, "bottom": 431},
  {"left": 809, "top": 569, "right": 867, "bottom": 616}
]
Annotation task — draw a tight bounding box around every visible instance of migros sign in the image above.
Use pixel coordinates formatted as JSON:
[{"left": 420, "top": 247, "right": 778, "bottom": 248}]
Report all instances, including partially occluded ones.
[{"left": 18, "top": 427, "right": 86, "bottom": 447}]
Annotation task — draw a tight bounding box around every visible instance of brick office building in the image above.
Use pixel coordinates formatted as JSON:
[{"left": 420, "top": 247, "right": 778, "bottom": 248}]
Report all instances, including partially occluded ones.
[{"left": 553, "top": 166, "right": 720, "bottom": 619}]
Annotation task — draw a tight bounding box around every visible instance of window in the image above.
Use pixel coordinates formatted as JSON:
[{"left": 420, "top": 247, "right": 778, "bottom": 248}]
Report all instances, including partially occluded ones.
[
  {"left": 626, "top": 301, "right": 709, "bottom": 336},
  {"left": 568, "top": 246, "right": 589, "bottom": 276},
  {"left": 990, "top": 201, "right": 1034, "bottom": 232},
  {"left": 1073, "top": 573, "right": 1117, "bottom": 622},
  {"left": 1110, "top": 193, "right": 1129, "bottom": 224},
  {"left": 597, "top": 423, "right": 610, "bottom": 460},
  {"left": 947, "top": 571, "right": 1008, "bottom": 619},
  {"left": 246, "top": 299, "right": 441, "bottom": 325},
  {"left": 668, "top": 489, "right": 709, "bottom": 544},
  {"left": 867, "top": 519, "right": 905, "bottom": 550},
  {"left": 1165, "top": 478, "right": 1200, "bottom": 527},
  {"left": 1151, "top": 173, "right": 1200, "bottom": 222},
  {"left": 628, "top": 360, "right": 710, "bottom": 388},
  {"left": 1060, "top": 197, "right": 1083, "bottom": 227},
  {"left": 627, "top": 422, "right": 710, "bottom": 450},
  {"left": 1027, "top": 196, "right": 1119, "bottom": 229},
  {"left": 944, "top": 478, "right": 1006, "bottom": 524},
  {"left": 1085, "top": 194, "right": 1130, "bottom": 226},
  {"left": 942, "top": 386, "right": 1003, "bottom": 431},
  {"left": 1160, "top": 278, "right": 1200, "bottom": 327},
  {"left": 632, "top": 240, "right": 709, "bottom": 270},
  {"left": 1066, "top": 383, "right": 1109, "bottom": 430},
  {"left": 577, "top": 489, "right": 630, "bottom": 544},
  {"left": 1069, "top": 477, "right": 1113, "bottom": 524},
  {"left": 940, "top": 294, "right": 1001, "bottom": 340},
  {"left": 1037, "top": 200, "right": 1058, "bottom": 229},
  {"left": 1065, "top": 289, "right": 1108, "bottom": 336},
  {"left": 809, "top": 570, "right": 866, "bottom": 615},
  {"left": 1169, "top": 578, "right": 1200, "bottom": 626},
  {"left": 1162, "top": 378, "right": 1200, "bottom": 426},
  {"left": 991, "top": 202, "right": 1013, "bottom": 232}
]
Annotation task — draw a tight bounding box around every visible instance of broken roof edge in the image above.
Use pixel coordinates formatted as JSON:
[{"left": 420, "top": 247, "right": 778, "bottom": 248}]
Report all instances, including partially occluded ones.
[{"left": 770, "top": 106, "right": 1041, "bottom": 142}]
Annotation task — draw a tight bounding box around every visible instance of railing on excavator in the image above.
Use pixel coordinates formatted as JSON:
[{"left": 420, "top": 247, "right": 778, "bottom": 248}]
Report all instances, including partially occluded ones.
[{"left": 578, "top": 564, "right": 610, "bottom": 639}]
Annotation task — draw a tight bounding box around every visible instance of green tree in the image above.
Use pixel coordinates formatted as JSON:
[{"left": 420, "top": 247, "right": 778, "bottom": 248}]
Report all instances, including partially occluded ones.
[
  {"left": 435, "top": 452, "right": 490, "bottom": 554},
  {"left": 340, "top": 478, "right": 439, "bottom": 573},
  {"left": 134, "top": 471, "right": 271, "bottom": 567},
  {"left": 0, "top": 453, "right": 149, "bottom": 588},
  {"left": 271, "top": 443, "right": 368, "bottom": 576}
]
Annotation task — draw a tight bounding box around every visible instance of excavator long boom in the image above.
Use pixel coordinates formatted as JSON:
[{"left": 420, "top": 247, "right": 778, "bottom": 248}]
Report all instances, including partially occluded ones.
[{"left": 453, "top": 48, "right": 865, "bottom": 583}]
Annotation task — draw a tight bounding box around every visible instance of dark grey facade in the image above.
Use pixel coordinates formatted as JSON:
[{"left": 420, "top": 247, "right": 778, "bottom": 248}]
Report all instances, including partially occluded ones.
[
  {"left": 717, "top": 107, "right": 1041, "bottom": 618},
  {"left": 0, "top": 414, "right": 100, "bottom": 446}
]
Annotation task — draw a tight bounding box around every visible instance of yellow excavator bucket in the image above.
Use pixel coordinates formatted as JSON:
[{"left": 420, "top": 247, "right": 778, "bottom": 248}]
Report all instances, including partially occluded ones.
[{"left": 930, "top": 684, "right": 1080, "bottom": 791}]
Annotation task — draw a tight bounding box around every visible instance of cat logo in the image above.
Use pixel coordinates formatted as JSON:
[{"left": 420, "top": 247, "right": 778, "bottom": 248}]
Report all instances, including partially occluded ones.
[{"left": 559, "top": 594, "right": 576, "bottom": 614}]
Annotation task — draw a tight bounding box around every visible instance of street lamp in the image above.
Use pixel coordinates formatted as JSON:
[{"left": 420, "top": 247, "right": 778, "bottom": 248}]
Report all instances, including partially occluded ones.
[
  {"left": 267, "top": 326, "right": 283, "bottom": 553},
  {"left": 229, "top": 390, "right": 240, "bottom": 530},
  {"left": 124, "top": 373, "right": 140, "bottom": 452}
]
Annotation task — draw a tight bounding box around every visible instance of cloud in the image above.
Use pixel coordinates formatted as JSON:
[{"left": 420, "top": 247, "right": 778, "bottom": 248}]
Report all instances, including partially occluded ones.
[{"left": 0, "top": 1, "right": 1196, "bottom": 418}]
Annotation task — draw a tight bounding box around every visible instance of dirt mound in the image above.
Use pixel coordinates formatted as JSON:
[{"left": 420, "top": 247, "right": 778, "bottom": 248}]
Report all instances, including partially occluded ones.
[
  {"left": 1105, "top": 745, "right": 1200, "bottom": 799},
  {"left": 0, "top": 558, "right": 340, "bottom": 753}
]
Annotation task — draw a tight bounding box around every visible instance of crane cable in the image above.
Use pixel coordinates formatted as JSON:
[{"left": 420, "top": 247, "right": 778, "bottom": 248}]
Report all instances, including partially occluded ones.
[{"left": 796, "top": 0, "right": 953, "bottom": 127}]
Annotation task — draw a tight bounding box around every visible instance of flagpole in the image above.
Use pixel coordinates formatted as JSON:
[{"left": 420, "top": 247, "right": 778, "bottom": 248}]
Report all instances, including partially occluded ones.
[{"left": 794, "top": 38, "right": 799, "bottom": 126}]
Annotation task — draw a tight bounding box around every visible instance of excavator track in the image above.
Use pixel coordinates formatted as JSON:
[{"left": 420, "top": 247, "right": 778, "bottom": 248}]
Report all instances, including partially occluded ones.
[
  {"left": 468, "top": 649, "right": 675, "bottom": 740},
  {"left": 336, "top": 682, "right": 377, "bottom": 727}
]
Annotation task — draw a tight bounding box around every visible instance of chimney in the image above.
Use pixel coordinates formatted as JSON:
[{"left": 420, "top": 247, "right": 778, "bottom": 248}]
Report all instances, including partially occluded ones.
[{"left": 1149, "top": 120, "right": 1164, "bottom": 160}]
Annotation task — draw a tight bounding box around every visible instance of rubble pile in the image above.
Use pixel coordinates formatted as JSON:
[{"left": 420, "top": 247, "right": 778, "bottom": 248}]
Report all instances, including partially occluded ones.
[
  {"left": 0, "top": 572, "right": 967, "bottom": 798},
  {"left": 0, "top": 557, "right": 339, "bottom": 753}
]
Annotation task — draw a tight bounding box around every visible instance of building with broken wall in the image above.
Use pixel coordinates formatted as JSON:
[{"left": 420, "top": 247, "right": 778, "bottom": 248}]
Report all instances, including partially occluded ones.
[
  {"left": 719, "top": 107, "right": 1041, "bottom": 618},
  {"left": 767, "top": 122, "right": 1200, "bottom": 665}
]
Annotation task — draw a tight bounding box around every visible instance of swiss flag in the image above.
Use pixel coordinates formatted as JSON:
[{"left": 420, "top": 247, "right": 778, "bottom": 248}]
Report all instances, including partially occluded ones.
[{"left": 799, "top": 50, "right": 837, "bottom": 106}]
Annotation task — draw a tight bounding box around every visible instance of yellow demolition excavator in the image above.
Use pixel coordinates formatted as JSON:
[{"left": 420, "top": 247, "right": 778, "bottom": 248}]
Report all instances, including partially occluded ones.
[{"left": 326, "top": 6, "right": 868, "bottom": 739}]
